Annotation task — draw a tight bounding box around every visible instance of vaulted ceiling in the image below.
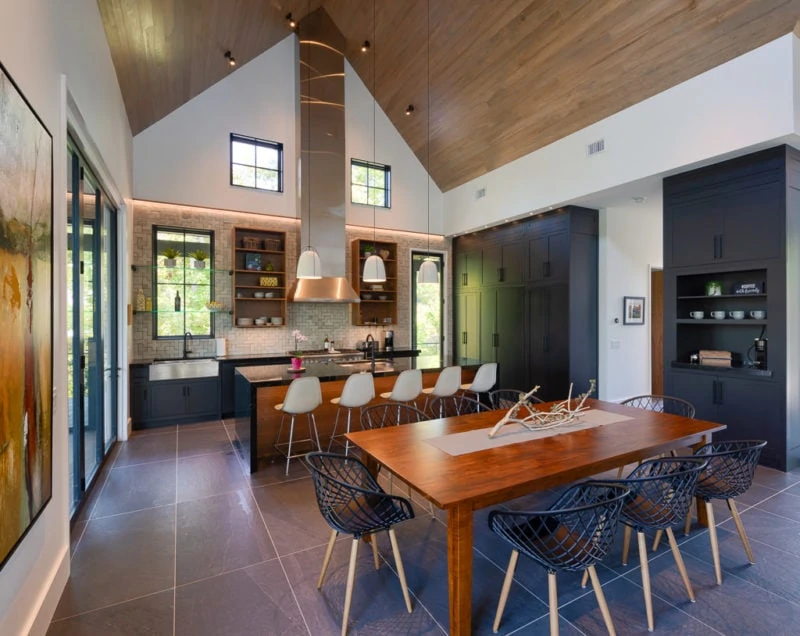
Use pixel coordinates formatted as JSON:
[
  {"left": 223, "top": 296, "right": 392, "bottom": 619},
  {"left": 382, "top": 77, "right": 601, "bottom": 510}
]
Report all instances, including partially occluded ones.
[{"left": 98, "top": 0, "right": 800, "bottom": 192}]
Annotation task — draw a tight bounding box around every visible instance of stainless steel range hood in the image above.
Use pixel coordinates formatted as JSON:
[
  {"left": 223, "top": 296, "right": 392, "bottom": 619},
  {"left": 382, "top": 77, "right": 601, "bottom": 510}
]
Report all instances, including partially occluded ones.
[{"left": 289, "top": 9, "right": 360, "bottom": 304}]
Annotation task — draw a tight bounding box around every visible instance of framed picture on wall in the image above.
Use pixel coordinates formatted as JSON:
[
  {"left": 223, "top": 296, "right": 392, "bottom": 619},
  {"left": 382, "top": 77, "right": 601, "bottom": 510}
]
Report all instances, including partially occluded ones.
[
  {"left": 623, "top": 296, "right": 646, "bottom": 325},
  {"left": 245, "top": 253, "right": 262, "bottom": 271}
]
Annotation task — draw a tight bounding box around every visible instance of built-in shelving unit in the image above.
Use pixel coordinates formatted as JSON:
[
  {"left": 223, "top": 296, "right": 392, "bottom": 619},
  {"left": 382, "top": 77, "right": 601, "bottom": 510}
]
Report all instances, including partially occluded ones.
[
  {"left": 350, "top": 239, "right": 398, "bottom": 326},
  {"left": 232, "top": 227, "right": 287, "bottom": 327}
]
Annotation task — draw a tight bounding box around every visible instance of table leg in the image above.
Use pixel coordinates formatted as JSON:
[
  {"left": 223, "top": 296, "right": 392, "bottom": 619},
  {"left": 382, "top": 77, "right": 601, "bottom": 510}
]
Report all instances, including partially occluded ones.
[
  {"left": 447, "top": 504, "right": 473, "bottom": 636},
  {"left": 692, "top": 436, "right": 710, "bottom": 527}
]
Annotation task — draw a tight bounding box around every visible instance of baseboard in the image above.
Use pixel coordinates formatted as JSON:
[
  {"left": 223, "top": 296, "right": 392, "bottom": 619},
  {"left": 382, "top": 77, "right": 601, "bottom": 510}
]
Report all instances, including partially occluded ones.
[{"left": 26, "top": 545, "right": 69, "bottom": 636}]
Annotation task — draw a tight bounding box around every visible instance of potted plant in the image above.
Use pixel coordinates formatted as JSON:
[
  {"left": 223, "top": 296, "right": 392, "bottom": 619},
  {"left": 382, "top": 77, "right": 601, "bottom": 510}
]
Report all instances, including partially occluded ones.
[
  {"left": 290, "top": 329, "right": 308, "bottom": 370},
  {"left": 189, "top": 249, "right": 208, "bottom": 269},
  {"left": 361, "top": 243, "right": 375, "bottom": 257},
  {"left": 162, "top": 247, "right": 181, "bottom": 268}
]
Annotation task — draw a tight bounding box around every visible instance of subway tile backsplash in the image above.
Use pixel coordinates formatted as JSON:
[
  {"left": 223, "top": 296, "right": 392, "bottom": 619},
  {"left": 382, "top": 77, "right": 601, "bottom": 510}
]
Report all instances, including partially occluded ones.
[{"left": 131, "top": 201, "right": 450, "bottom": 360}]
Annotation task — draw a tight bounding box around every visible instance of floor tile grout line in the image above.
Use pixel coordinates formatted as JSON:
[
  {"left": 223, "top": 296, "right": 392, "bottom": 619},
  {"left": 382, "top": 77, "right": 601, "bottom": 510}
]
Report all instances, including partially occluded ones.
[
  {"left": 223, "top": 417, "right": 314, "bottom": 635},
  {"left": 49, "top": 587, "right": 177, "bottom": 623}
]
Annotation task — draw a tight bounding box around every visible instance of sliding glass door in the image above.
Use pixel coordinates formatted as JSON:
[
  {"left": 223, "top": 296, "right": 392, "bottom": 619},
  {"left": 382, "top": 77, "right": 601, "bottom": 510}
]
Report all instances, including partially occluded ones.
[
  {"left": 411, "top": 252, "right": 444, "bottom": 368},
  {"left": 67, "top": 139, "right": 118, "bottom": 514}
]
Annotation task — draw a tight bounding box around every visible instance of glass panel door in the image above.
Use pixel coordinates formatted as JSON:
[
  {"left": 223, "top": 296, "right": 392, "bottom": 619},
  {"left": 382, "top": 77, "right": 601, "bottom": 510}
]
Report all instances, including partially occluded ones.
[{"left": 411, "top": 252, "right": 444, "bottom": 368}]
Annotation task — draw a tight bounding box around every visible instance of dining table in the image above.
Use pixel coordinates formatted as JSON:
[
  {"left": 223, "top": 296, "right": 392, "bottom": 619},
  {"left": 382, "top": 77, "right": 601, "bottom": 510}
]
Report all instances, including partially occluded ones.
[{"left": 345, "top": 397, "right": 726, "bottom": 636}]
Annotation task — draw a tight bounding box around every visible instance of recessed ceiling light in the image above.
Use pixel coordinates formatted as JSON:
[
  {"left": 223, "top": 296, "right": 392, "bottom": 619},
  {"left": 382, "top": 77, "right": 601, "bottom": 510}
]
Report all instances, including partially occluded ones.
[
  {"left": 405, "top": 104, "right": 415, "bottom": 116},
  {"left": 361, "top": 40, "right": 370, "bottom": 52},
  {"left": 224, "top": 51, "right": 236, "bottom": 67},
  {"left": 286, "top": 12, "right": 297, "bottom": 28}
]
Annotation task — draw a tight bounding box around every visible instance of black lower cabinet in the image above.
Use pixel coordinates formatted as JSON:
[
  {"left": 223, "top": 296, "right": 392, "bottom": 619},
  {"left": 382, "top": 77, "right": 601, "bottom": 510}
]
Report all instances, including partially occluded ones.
[
  {"left": 480, "top": 287, "right": 526, "bottom": 390},
  {"left": 669, "top": 370, "right": 784, "bottom": 469},
  {"left": 131, "top": 373, "right": 220, "bottom": 428},
  {"left": 528, "top": 285, "right": 569, "bottom": 401}
]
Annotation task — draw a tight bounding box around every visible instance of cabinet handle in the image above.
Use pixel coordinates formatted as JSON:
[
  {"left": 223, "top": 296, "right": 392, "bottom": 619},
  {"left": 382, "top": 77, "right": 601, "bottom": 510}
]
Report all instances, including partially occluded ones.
[
  {"left": 497, "top": 267, "right": 504, "bottom": 282},
  {"left": 143, "top": 389, "right": 147, "bottom": 401},
  {"left": 494, "top": 333, "right": 499, "bottom": 348},
  {"left": 717, "top": 380, "right": 723, "bottom": 405},
  {"left": 544, "top": 261, "right": 551, "bottom": 277},
  {"left": 718, "top": 234, "right": 723, "bottom": 260},
  {"left": 462, "top": 331, "right": 467, "bottom": 345}
]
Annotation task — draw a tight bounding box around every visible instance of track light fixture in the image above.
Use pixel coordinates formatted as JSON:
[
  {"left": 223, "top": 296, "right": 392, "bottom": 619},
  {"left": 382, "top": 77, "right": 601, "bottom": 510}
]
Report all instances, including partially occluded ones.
[
  {"left": 361, "top": 40, "right": 370, "bottom": 52},
  {"left": 405, "top": 104, "right": 415, "bottom": 116},
  {"left": 286, "top": 12, "right": 297, "bottom": 29},
  {"left": 224, "top": 51, "right": 236, "bottom": 67}
]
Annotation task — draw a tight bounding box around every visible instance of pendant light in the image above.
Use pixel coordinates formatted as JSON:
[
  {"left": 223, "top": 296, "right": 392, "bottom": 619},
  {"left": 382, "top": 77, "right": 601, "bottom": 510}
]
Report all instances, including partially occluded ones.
[
  {"left": 418, "top": 0, "right": 439, "bottom": 284},
  {"left": 296, "top": 5, "right": 322, "bottom": 279},
  {"left": 362, "top": 0, "right": 387, "bottom": 284}
]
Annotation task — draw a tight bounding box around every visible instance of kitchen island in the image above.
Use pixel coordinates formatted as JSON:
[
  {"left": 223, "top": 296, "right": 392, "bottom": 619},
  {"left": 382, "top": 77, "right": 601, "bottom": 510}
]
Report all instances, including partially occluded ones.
[{"left": 233, "top": 358, "right": 479, "bottom": 473}]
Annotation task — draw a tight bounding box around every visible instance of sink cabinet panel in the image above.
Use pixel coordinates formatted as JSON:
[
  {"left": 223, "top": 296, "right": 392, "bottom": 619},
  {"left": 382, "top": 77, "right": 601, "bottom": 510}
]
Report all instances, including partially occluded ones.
[{"left": 131, "top": 367, "right": 220, "bottom": 428}]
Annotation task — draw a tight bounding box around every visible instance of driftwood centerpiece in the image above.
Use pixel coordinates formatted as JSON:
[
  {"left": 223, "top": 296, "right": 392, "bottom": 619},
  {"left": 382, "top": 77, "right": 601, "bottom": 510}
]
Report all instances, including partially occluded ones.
[{"left": 487, "top": 379, "right": 597, "bottom": 438}]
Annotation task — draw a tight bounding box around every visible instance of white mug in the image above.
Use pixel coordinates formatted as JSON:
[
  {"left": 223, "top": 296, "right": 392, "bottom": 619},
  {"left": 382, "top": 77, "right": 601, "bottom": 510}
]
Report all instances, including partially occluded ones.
[
  {"left": 711, "top": 311, "right": 726, "bottom": 319},
  {"left": 750, "top": 310, "right": 766, "bottom": 319},
  {"left": 729, "top": 311, "right": 745, "bottom": 320},
  {"left": 689, "top": 311, "right": 704, "bottom": 319}
]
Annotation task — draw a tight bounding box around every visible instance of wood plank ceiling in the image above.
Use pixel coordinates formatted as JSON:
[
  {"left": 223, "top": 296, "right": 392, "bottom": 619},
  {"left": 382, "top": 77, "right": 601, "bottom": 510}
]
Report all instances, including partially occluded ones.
[{"left": 98, "top": 0, "right": 800, "bottom": 192}]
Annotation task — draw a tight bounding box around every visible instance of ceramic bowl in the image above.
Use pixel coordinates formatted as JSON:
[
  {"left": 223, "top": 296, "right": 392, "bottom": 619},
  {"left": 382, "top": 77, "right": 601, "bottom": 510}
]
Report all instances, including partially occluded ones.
[
  {"left": 362, "top": 293, "right": 373, "bottom": 300},
  {"left": 254, "top": 291, "right": 265, "bottom": 299},
  {"left": 237, "top": 317, "right": 254, "bottom": 326},
  {"left": 270, "top": 317, "right": 283, "bottom": 325},
  {"left": 254, "top": 318, "right": 268, "bottom": 326},
  {"left": 378, "top": 294, "right": 388, "bottom": 300}
]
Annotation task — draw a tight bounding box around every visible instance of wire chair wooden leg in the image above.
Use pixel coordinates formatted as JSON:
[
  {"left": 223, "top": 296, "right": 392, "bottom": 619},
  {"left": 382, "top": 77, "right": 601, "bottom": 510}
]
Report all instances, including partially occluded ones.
[
  {"left": 728, "top": 499, "right": 755, "bottom": 563},
  {"left": 666, "top": 527, "right": 695, "bottom": 602},
  {"left": 621, "top": 524, "right": 632, "bottom": 566},
  {"left": 637, "top": 531, "right": 654, "bottom": 632},
  {"left": 388, "top": 528, "right": 413, "bottom": 613},
  {"left": 580, "top": 569, "right": 588, "bottom": 588},
  {"left": 371, "top": 534, "right": 380, "bottom": 570},
  {"left": 616, "top": 465, "right": 625, "bottom": 479},
  {"left": 548, "top": 570, "right": 559, "bottom": 636},
  {"left": 651, "top": 529, "right": 663, "bottom": 552},
  {"left": 587, "top": 564, "right": 616, "bottom": 636},
  {"left": 341, "top": 538, "right": 359, "bottom": 636},
  {"left": 705, "top": 501, "right": 722, "bottom": 585},
  {"left": 318, "top": 529, "right": 338, "bottom": 589},
  {"left": 493, "top": 549, "right": 518, "bottom": 633}
]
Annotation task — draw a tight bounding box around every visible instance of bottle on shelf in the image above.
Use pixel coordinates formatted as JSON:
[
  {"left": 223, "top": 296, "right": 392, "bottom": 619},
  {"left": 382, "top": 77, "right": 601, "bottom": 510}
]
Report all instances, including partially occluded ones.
[
  {"left": 174, "top": 290, "right": 181, "bottom": 311},
  {"left": 145, "top": 296, "right": 152, "bottom": 311},
  {"left": 136, "top": 288, "right": 146, "bottom": 312},
  {"left": 323, "top": 336, "right": 329, "bottom": 352}
]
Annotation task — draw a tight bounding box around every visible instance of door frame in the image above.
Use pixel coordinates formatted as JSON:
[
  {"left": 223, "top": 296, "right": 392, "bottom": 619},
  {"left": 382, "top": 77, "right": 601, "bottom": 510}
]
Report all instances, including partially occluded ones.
[{"left": 409, "top": 249, "right": 446, "bottom": 367}]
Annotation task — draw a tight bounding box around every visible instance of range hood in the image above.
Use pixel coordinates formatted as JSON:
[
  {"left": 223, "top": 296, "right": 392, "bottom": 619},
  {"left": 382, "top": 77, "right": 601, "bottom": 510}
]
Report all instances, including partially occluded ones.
[{"left": 289, "top": 9, "right": 360, "bottom": 304}]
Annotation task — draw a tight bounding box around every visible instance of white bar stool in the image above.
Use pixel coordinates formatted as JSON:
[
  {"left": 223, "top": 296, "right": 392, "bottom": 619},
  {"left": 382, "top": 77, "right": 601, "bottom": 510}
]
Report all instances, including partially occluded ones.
[
  {"left": 274, "top": 376, "right": 323, "bottom": 476},
  {"left": 379, "top": 369, "right": 423, "bottom": 408},
  {"left": 328, "top": 373, "right": 375, "bottom": 454},
  {"left": 421, "top": 366, "right": 462, "bottom": 413},
  {"left": 460, "top": 362, "right": 497, "bottom": 400}
]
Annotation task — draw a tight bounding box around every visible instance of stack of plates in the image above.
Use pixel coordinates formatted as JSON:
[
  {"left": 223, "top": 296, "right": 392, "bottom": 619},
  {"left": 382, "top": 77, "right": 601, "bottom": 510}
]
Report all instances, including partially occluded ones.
[{"left": 237, "top": 317, "right": 254, "bottom": 326}]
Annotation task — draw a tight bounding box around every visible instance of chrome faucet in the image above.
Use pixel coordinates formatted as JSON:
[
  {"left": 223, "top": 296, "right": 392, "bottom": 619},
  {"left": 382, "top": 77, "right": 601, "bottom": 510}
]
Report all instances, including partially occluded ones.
[
  {"left": 365, "top": 333, "right": 376, "bottom": 373},
  {"left": 183, "top": 331, "right": 193, "bottom": 359}
]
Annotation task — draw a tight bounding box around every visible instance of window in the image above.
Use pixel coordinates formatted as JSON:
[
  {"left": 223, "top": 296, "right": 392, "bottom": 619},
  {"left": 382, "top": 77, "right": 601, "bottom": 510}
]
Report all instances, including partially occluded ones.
[
  {"left": 351, "top": 159, "right": 391, "bottom": 207},
  {"left": 230, "top": 133, "right": 283, "bottom": 192},
  {"left": 153, "top": 227, "right": 214, "bottom": 338},
  {"left": 411, "top": 252, "right": 444, "bottom": 368}
]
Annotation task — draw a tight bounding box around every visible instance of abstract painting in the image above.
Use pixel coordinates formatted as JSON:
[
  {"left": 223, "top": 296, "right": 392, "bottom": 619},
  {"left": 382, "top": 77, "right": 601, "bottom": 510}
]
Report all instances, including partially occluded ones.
[{"left": 0, "top": 61, "right": 53, "bottom": 569}]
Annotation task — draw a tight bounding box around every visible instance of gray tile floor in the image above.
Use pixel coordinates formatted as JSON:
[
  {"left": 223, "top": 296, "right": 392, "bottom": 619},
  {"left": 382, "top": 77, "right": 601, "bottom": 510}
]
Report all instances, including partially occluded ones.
[{"left": 49, "top": 420, "right": 800, "bottom": 635}]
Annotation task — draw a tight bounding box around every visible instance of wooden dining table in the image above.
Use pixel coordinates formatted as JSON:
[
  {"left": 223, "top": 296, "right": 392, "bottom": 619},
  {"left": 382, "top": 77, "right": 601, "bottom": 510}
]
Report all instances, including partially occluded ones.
[{"left": 345, "top": 397, "right": 726, "bottom": 636}]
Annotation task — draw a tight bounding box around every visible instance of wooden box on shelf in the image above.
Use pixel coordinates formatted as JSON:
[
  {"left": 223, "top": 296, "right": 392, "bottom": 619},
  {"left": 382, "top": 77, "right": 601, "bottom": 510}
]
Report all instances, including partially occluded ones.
[
  {"left": 232, "top": 227, "right": 287, "bottom": 327},
  {"left": 350, "top": 238, "right": 398, "bottom": 326}
]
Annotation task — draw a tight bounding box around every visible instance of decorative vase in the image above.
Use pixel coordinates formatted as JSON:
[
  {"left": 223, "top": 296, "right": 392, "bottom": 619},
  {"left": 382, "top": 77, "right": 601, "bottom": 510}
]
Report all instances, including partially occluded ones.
[
  {"left": 194, "top": 260, "right": 206, "bottom": 269},
  {"left": 164, "top": 258, "right": 177, "bottom": 268},
  {"left": 291, "top": 357, "right": 303, "bottom": 370}
]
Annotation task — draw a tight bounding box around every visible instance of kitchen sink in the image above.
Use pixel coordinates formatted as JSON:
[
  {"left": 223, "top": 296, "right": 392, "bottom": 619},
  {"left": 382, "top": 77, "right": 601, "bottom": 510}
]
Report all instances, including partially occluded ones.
[
  {"left": 149, "top": 358, "right": 219, "bottom": 381},
  {"left": 337, "top": 361, "right": 394, "bottom": 373}
]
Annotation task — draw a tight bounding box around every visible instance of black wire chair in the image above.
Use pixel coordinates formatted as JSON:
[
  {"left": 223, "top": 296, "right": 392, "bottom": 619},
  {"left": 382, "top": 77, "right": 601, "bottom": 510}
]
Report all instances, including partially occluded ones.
[
  {"left": 617, "top": 394, "right": 697, "bottom": 480},
  {"left": 488, "top": 482, "right": 630, "bottom": 635},
  {"left": 585, "top": 457, "right": 707, "bottom": 632},
  {"left": 305, "top": 452, "right": 415, "bottom": 636},
  {"left": 426, "top": 394, "right": 486, "bottom": 419},
  {"left": 488, "top": 388, "right": 545, "bottom": 410},
  {"left": 360, "top": 403, "right": 428, "bottom": 430},
  {"left": 690, "top": 440, "right": 767, "bottom": 585}
]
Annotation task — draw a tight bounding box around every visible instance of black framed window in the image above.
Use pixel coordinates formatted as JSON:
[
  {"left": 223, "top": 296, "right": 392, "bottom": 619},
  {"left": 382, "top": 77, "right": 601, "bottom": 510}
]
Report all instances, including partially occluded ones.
[
  {"left": 230, "top": 133, "right": 283, "bottom": 192},
  {"left": 351, "top": 159, "right": 391, "bottom": 207},
  {"left": 153, "top": 227, "right": 214, "bottom": 338}
]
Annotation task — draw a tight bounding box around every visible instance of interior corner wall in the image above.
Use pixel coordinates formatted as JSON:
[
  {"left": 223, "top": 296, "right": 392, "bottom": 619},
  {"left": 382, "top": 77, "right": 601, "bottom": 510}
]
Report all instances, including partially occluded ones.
[
  {"left": 598, "top": 195, "right": 663, "bottom": 402},
  {"left": 0, "top": 1, "right": 133, "bottom": 634},
  {"left": 344, "top": 60, "right": 443, "bottom": 234},
  {"left": 443, "top": 33, "right": 796, "bottom": 236}
]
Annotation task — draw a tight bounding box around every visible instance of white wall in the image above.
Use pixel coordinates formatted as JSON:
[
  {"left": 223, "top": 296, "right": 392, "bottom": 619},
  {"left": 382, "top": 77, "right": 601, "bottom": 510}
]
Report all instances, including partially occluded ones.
[
  {"left": 345, "top": 60, "right": 443, "bottom": 234},
  {"left": 0, "top": 1, "right": 132, "bottom": 634},
  {"left": 444, "top": 34, "right": 797, "bottom": 235},
  {"left": 597, "top": 196, "right": 663, "bottom": 402}
]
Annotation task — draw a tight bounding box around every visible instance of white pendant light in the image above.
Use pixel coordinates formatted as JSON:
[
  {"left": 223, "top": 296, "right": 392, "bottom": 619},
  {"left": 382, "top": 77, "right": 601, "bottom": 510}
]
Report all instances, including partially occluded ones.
[
  {"left": 296, "top": 6, "right": 321, "bottom": 281},
  {"left": 297, "top": 246, "right": 322, "bottom": 279},
  {"left": 417, "top": 257, "right": 439, "bottom": 284},
  {"left": 419, "top": 0, "right": 439, "bottom": 285},
  {"left": 362, "top": 0, "right": 387, "bottom": 284},
  {"left": 363, "top": 253, "right": 387, "bottom": 282}
]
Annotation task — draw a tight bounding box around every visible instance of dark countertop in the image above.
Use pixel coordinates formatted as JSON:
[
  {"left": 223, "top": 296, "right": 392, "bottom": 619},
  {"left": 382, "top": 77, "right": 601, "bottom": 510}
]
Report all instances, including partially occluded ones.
[
  {"left": 131, "top": 348, "right": 419, "bottom": 367},
  {"left": 670, "top": 361, "right": 773, "bottom": 378},
  {"left": 235, "top": 358, "right": 462, "bottom": 388}
]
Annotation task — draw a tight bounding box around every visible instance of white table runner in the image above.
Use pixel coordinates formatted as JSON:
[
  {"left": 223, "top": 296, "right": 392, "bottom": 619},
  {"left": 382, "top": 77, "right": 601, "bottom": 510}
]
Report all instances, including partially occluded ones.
[{"left": 424, "top": 409, "right": 634, "bottom": 456}]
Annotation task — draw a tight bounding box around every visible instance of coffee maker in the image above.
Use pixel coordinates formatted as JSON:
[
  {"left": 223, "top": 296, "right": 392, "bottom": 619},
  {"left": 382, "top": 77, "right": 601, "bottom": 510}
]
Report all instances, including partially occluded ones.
[{"left": 384, "top": 330, "right": 394, "bottom": 353}]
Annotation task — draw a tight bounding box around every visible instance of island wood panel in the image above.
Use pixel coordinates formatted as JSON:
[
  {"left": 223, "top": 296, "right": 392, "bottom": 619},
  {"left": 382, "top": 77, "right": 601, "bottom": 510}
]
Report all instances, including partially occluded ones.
[{"left": 253, "top": 367, "right": 476, "bottom": 459}]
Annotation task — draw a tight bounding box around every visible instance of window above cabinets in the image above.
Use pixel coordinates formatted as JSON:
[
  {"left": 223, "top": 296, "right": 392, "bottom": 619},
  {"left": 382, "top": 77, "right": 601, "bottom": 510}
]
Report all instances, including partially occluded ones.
[
  {"left": 351, "top": 159, "right": 391, "bottom": 208},
  {"left": 230, "top": 133, "right": 283, "bottom": 193}
]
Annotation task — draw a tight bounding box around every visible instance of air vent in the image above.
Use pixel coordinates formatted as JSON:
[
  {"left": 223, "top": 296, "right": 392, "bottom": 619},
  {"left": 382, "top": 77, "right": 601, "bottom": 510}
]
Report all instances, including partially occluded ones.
[
  {"left": 587, "top": 139, "right": 605, "bottom": 156},
  {"left": 475, "top": 187, "right": 486, "bottom": 200}
]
